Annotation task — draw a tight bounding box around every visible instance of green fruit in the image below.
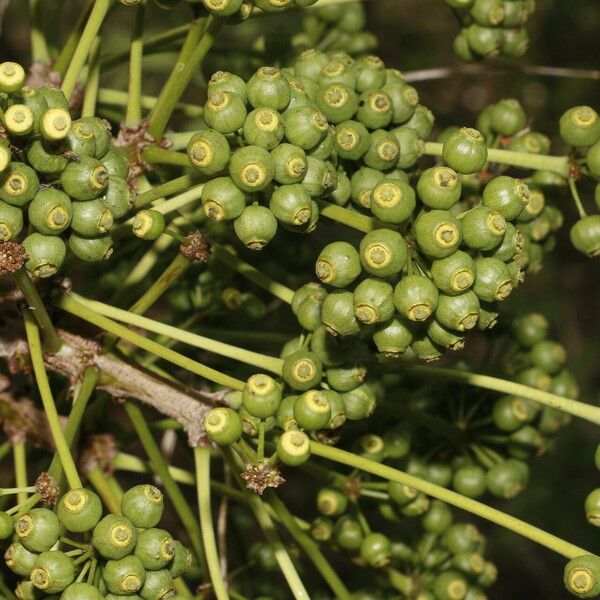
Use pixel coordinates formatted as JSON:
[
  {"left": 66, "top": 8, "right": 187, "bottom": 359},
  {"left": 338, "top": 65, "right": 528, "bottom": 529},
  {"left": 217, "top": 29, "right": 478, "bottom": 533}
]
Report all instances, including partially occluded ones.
[
  {"left": 512, "top": 313, "right": 549, "bottom": 347},
  {"left": 316, "top": 83, "right": 358, "bottom": 124},
  {"left": 243, "top": 107, "right": 284, "bottom": 150},
  {"left": 321, "top": 290, "right": 361, "bottom": 336},
  {"left": 453, "top": 465, "right": 487, "bottom": 498},
  {"left": 139, "top": 569, "right": 174, "bottom": 600},
  {"left": 359, "top": 228, "right": 408, "bottom": 276},
  {"left": 431, "top": 251, "right": 476, "bottom": 295},
  {"left": 60, "top": 156, "right": 109, "bottom": 200},
  {"left": 71, "top": 198, "right": 113, "bottom": 236},
  {"left": 461, "top": 206, "right": 506, "bottom": 251},
  {"left": 103, "top": 555, "right": 146, "bottom": 594},
  {"left": 417, "top": 166, "right": 462, "bottom": 210},
  {"left": 443, "top": 128, "right": 488, "bottom": 174},
  {"left": 363, "top": 129, "right": 400, "bottom": 170},
  {"left": 415, "top": 210, "right": 462, "bottom": 258},
  {"left": 208, "top": 70, "right": 247, "bottom": 103},
  {"left": 334, "top": 515, "right": 363, "bottom": 551},
  {"left": 229, "top": 146, "right": 274, "bottom": 193},
  {"left": 204, "top": 91, "right": 246, "bottom": 134},
  {"left": 405, "top": 104, "right": 435, "bottom": 138},
  {"left": 102, "top": 147, "right": 130, "bottom": 179},
  {"left": 486, "top": 459, "right": 528, "bottom": 498},
  {"left": 301, "top": 157, "right": 337, "bottom": 198},
  {"left": 201, "top": 176, "right": 247, "bottom": 221},
  {"left": 242, "top": 373, "right": 283, "bottom": 418},
  {"left": 121, "top": 484, "right": 165, "bottom": 529},
  {"left": 104, "top": 176, "right": 134, "bottom": 219},
  {"left": 293, "top": 390, "right": 331, "bottom": 430},
  {"left": 15, "top": 508, "right": 60, "bottom": 553},
  {"left": 92, "top": 514, "right": 138, "bottom": 560},
  {"left": 169, "top": 541, "right": 192, "bottom": 578},
  {"left": 370, "top": 178, "right": 416, "bottom": 223},
  {"left": 133, "top": 209, "right": 165, "bottom": 240},
  {"left": 394, "top": 274, "right": 439, "bottom": 321},
  {"left": 360, "top": 532, "right": 391, "bottom": 567},
  {"left": 61, "top": 583, "right": 104, "bottom": 600},
  {"left": 482, "top": 175, "right": 529, "bottom": 220},
  {"left": 326, "top": 362, "right": 367, "bottom": 392},
  {"left": 473, "top": 257, "right": 512, "bottom": 302},
  {"left": 247, "top": 66, "right": 290, "bottom": 110},
  {"left": 490, "top": 99, "right": 527, "bottom": 136},
  {"left": 0, "top": 199, "right": 23, "bottom": 241},
  {"left": 283, "top": 106, "right": 329, "bottom": 150},
  {"left": 57, "top": 488, "right": 102, "bottom": 532},
  {"left": 563, "top": 555, "right": 600, "bottom": 598},
  {"left": 350, "top": 166, "right": 385, "bottom": 209},
  {"left": 187, "top": 129, "right": 231, "bottom": 174},
  {"left": 135, "top": 528, "right": 176, "bottom": 571},
  {"left": 392, "top": 125, "right": 424, "bottom": 169},
  {"left": 422, "top": 499, "right": 454, "bottom": 534},
  {"left": 356, "top": 89, "right": 393, "bottom": 130},
  {"left": 0, "top": 162, "right": 39, "bottom": 206},
  {"left": 570, "top": 215, "right": 600, "bottom": 257},
  {"left": 68, "top": 232, "right": 113, "bottom": 261},
  {"left": 26, "top": 140, "right": 68, "bottom": 175},
  {"left": 560, "top": 106, "right": 600, "bottom": 147},
  {"left": 204, "top": 407, "right": 243, "bottom": 446},
  {"left": 202, "top": 0, "right": 243, "bottom": 16},
  {"left": 39, "top": 107, "right": 71, "bottom": 141},
  {"left": 4, "top": 542, "right": 38, "bottom": 576},
  {"left": 269, "top": 183, "right": 312, "bottom": 226},
  {"left": 271, "top": 143, "right": 307, "bottom": 184},
  {"left": 0, "top": 61, "right": 26, "bottom": 92},
  {"left": 436, "top": 291, "right": 480, "bottom": 332},
  {"left": 373, "top": 317, "right": 413, "bottom": 355},
  {"left": 277, "top": 430, "right": 311, "bottom": 466},
  {"left": 315, "top": 241, "right": 361, "bottom": 288},
  {"left": 353, "top": 278, "right": 394, "bottom": 325},
  {"left": 30, "top": 551, "right": 75, "bottom": 594},
  {"left": 316, "top": 487, "right": 348, "bottom": 517}
]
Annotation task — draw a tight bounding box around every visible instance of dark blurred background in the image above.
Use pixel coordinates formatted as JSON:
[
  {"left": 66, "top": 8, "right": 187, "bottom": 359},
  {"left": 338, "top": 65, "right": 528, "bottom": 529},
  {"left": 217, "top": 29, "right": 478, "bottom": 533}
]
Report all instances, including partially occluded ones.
[{"left": 1, "top": 1, "right": 599, "bottom": 597}]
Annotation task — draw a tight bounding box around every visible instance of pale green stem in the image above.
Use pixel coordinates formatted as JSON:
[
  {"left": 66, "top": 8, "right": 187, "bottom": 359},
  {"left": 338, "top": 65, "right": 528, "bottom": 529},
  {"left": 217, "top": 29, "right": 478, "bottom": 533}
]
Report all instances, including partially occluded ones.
[
  {"left": 318, "top": 200, "right": 381, "bottom": 233},
  {"left": 61, "top": 0, "right": 112, "bottom": 100},
  {"left": 70, "top": 292, "right": 283, "bottom": 374},
  {"left": 29, "top": 0, "right": 50, "bottom": 62},
  {"left": 97, "top": 88, "right": 203, "bottom": 118},
  {"left": 56, "top": 293, "right": 245, "bottom": 390},
  {"left": 423, "top": 142, "right": 571, "bottom": 178},
  {"left": 391, "top": 362, "right": 600, "bottom": 426},
  {"left": 212, "top": 244, "right": 295, "bottom": 304},
  {"left": 13, "top": 442, "right": 28, "bottom": 506},
  {"left": 195, "top": 447, "right": 230, "bottom": 600},
  {"left": 81, "top": 37, "right": 102, "bottom": 118},
  {"left": 126, "top": 3, "right": 145, "bottom": 126},
  {"left": 311, "top": 441, "right": 592, "bottom": 560},
  {"left": 23, "top": 310, "right": 82, "bottom": 490},
  {"left": 568, "top": 177, "right": 588, "bottom": 218},
  {"left": 86, "top": 466, "right": 121, "bottom": 514}
]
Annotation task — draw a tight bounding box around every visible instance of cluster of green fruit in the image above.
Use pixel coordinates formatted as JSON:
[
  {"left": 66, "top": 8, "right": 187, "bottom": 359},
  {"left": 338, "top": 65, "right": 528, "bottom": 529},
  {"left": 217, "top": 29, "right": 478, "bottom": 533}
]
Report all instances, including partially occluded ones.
[
  {"left": 0, "top": 61, "right": 131, "bottom": 277},
  {"left": 2, "top": 484, "right": 191, "bottom": 599},
  {"left": 445, "top": 0, "right": 534, "bottom": 60},
  {"left": 310, "top": 493, "right": 497, "bottom": 600},
  {"left": 373, "top": 312, "right": 578, "bottom": 506},
  {"left": 559, "top": 105, "right": 600, "bottom": 257}
]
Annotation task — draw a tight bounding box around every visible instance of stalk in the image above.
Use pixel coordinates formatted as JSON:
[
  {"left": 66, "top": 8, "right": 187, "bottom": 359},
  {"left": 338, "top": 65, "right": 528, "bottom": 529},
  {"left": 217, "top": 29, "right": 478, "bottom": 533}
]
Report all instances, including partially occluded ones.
[
  {"left": 86, "top": 467, "right": 121, "bottom": 514},
  {"left": 13, "top": 442, "right": 28, "bottom": 506},
  {"left": 194, "top": 447, "right": 230, "bottom": 600},
  {"left": 52, "top": 0, "right": 94, "bottom": 74},
  {"left": 56, "top": 293, "right": 245, "bottom": 390},
  {"left": 310, "top": 441, "right": 592, "bottom": 560},
  {"left": 267, "top": 492, "right": 352, "bottom": 600},
  {"left": 390, "top": 362, "right": 600, "bottom": 426},
  {"left": 29, "top": 0, "right": 50, "bottom": 63},
  {"left": 72, "top": 292, "right": 284, "bottom": 374},
  {"left": 212, "top": 244, "right": 295, "bottom": 304},
  {"left": 143, "top": 146, "right": 192, "bottom": 168},
  {"left": 133, "top": 175, "right": 202, "bottom": 209},
  {"left": 61, "top": 0, "right": 112, "bottom": 100},
  {"left": 318, "top": 200, "right": 382, "bottom": 233},
  {"left": 97, "top": 89, "right": 204, "bottom": 118},
  {"left": 13, "top": 268, "right": 62, "bottom": 353},
  {"left": 126, "top": 3, "right": 145, "bottom": 126},
  {"left": 148, "top": 16, "right": 224, "bottom": 140},
  {"left": 125, "top": 402, "right": 205, "bottom": 565},
  {"left": 81, "top": 37, "right": 102, "bottom": 118},
  {"left": 423, "top": 142, "right": 571, "bottom": 178},
  {"left": 23, "top": 310, "right": 82, "bottom": 490}
]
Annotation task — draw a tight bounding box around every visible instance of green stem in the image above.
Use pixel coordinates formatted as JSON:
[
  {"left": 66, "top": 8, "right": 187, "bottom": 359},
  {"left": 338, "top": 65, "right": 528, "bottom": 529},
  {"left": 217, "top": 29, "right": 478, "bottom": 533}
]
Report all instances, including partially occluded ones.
[
  {"left": 390, "top": 362, "right": 600, "bottom": 426},
  {"left": 56, "top": 293, "right": 245, "bottom": 390},
  {"left": 143, "top": 146, "right": 192, "bottom": 168},
  {"left": 148, "top": 16, "right": 224, "bottom": 140},
  {"left": 13, "top": 442, "right": 28, "bottom": 506},
  {"left": 423, "top": 142, "right": 571, "bottom": 178},
  {"left": 568, "top": 177, "right": 588, "bottom": 218},
  {"left": 71, "top": 292, "right": 283, "bottom": 374},
  {"left": 13, "top": 268, "right": 62, "bottom": 353},
  {"left": 318, "top": 200, "right": 382, "bottom": 233},
  {"left": 86, "top": 466, "right": 121, "bottom": 514},
  {"left": 53, "top": 0, "right": 94, "bottom": 73},
  {"left": 310, "top": 441, "right": 591, "bottom": 559},
  {"left": 125, "top": 402, "right": 206, "bottom": 566},
  {"left": 29, "top": 0, "right": 50, "bottom": 62},
  {"left": 126, "top": 3, "right": 145, "bottom": 126},
  {"left": 97, "top": 88, "right": 204, "bottom": 119},
  {"left": 267, "top": 492, "right": 352, "bottom": 600},
  {"left": 81, "top": 36, "right": 102, "bottom": 118},
  {"left": 23, "top": 310, "right": 82, "bottom": 490},
  {"left": 212, "top": 244, "right": 295, "bottom": 304},
  {"left": 133, "top": 175, "right": 202, "bottom": 209},
  {"left": 194, "top": 447, "right": 230, "bottom": 600},
  {"left": 61, "top": 0, "right": 112, "bottom": 100}
]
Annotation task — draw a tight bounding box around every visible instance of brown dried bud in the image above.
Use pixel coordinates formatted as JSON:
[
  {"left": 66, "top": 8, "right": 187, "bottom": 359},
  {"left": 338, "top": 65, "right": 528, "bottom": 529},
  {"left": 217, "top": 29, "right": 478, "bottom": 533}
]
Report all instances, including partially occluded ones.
[
  {"left": 240, "top": 463, "right": 285, "bottom": 495},
  {"left": 180, "top": 231, "right": 211, "bottom": 263},
  {"left": 79, "top": 433, "right": 118, "bottom": 475},
  {"left": 0, "top": 242, "right": 27, "bottom": 274},
  {"left": 35, "top": 472, "right": 59, "bottom": 504}
]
